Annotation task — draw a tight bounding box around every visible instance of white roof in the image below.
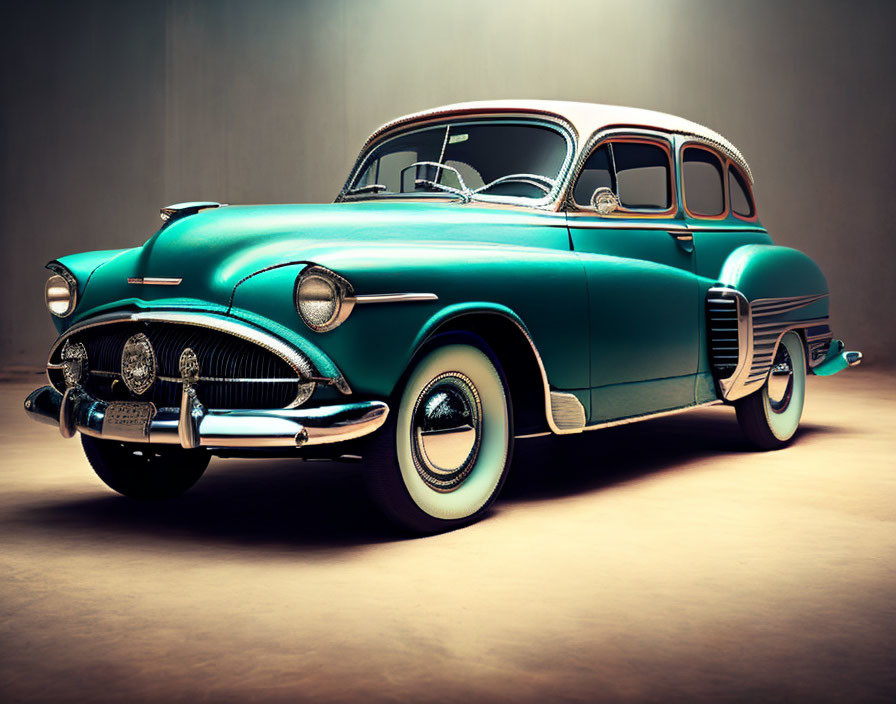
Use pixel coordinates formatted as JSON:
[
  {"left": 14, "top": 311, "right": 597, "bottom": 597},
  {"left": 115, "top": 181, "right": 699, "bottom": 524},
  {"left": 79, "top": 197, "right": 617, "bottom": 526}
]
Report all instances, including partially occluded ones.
[{"left": 368, "top": 100, "right": 753, "bottom": 182}]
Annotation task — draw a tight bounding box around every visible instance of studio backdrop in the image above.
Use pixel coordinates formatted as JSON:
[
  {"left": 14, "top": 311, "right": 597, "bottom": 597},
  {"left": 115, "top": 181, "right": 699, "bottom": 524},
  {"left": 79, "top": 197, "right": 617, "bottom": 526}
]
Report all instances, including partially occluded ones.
[{"left": 2, "top": 0, "right": 893, "bottom": 368}]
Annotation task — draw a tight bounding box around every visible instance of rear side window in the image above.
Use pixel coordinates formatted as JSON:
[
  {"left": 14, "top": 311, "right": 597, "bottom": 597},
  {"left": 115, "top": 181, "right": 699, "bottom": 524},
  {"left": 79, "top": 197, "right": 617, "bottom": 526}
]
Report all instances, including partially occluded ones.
[
  {"left": 728, "top": 165, "right": 755, "bottom": 217},
  {"left": 682, "top": 147, "right": 724, "bottom": 217},
  {"left": 613, "top": 142, "right": 671, "bottom": 210},
  {"left": 572, "top": 139, "right": 672, "bottom": 211}
]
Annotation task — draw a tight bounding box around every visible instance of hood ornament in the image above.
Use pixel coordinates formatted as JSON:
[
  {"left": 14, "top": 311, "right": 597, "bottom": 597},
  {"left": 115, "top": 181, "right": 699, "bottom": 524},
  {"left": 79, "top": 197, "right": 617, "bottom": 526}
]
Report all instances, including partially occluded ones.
[
  {"left": 160, "top": 201, "right": 226, "bottom": 225},
  {"left": 121, "top": 333, "right": 156, "bottom": 395}
]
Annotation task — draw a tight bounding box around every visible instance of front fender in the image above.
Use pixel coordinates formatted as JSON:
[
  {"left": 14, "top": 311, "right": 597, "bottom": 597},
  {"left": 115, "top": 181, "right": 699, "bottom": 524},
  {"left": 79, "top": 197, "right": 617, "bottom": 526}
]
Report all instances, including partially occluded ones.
[
  {"left": 229, "top": 245, "right": 589, "bottom": 399},
  {"left": 49, "top": 249, "right": 132, "bottom": 333}
]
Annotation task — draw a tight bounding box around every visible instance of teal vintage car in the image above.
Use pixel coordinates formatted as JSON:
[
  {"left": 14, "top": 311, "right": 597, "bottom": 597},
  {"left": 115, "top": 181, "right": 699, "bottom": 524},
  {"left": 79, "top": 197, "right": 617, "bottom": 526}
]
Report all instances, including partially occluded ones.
[{"left": 25, "top": 100, "right": 862, "bottom": 533}]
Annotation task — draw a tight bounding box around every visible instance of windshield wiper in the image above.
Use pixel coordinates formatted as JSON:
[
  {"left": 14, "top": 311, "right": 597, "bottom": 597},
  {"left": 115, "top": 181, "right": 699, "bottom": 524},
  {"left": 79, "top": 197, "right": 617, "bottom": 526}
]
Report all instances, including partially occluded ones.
[
  {"left": 473, "top": 173, "right": 556, "bottom": 195},
  {"left": 409, "top": 161, "right": 473, "bottom": 203},
  {"left": 345, "top": 184, "right": 388, "bottom": 196}
]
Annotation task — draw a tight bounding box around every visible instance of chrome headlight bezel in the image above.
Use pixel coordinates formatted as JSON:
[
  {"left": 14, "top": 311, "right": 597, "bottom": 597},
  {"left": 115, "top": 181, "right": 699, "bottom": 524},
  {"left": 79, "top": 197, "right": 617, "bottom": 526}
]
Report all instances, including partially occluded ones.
[
  {"left": 45, "top": 265, "right": 78, "bottom": 318},
  {"left": 294, "top": 266, "right": 356, "bottom": 333}
]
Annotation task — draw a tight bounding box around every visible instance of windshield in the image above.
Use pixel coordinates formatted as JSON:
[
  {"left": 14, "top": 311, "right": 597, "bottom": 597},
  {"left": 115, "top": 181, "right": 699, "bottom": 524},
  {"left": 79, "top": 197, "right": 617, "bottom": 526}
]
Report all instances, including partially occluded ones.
[{"left": 343, "top": 119, "right": 571, "bottom": 204}]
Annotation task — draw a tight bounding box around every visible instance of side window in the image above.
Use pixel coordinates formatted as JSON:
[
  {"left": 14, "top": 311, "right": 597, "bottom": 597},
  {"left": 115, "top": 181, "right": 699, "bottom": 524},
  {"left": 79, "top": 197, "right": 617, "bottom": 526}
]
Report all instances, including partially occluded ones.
[
  {"left": 612, "top": 141, "right": 672, "bottom": 210},
  {"left": 728, "top": 165, "right": 755, "bottom": 218},
  {"left": 682, "top": 147, "right": 725, "bottom": 217},
  {"left": 573, "top": 144, "right": 614, "bottom": 205}
]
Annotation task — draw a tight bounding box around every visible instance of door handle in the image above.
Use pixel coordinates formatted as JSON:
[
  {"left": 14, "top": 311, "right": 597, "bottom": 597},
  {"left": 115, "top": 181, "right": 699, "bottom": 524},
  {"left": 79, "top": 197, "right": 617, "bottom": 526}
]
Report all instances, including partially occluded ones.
[{"left": 668, "top": 230, "right": 694, "bottom": 253}]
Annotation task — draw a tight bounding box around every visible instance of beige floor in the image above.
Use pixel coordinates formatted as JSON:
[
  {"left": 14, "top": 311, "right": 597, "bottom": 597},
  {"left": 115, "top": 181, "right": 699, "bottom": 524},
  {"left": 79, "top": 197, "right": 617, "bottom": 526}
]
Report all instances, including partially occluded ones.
[{"left": 1, "top": 370, "right": 894, "bottom": 703}]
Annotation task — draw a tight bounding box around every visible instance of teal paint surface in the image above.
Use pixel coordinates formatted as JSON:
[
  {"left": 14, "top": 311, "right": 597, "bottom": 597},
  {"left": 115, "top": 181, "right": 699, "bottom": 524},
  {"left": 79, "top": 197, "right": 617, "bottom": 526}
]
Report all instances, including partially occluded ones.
[{"left": 46, "top": 185, "right": 841, "bottom": 428}]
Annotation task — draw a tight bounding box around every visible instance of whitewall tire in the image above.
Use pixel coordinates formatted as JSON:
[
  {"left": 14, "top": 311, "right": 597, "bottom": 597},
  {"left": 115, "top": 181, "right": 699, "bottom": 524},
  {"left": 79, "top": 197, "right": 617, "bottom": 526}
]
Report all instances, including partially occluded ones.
[
  {"left": 364, "top": 340, "right": 513, "bottom": 533},
  {"left": 735, "top": 331, "right": 806, "bottom": 449}
]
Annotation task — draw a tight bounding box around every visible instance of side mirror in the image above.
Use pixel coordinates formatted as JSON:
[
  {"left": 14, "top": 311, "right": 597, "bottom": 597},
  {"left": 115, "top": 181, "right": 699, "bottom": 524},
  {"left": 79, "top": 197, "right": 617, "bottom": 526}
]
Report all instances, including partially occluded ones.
[{"left": 590, "top": 187, "right": 619, "bottom": 215}]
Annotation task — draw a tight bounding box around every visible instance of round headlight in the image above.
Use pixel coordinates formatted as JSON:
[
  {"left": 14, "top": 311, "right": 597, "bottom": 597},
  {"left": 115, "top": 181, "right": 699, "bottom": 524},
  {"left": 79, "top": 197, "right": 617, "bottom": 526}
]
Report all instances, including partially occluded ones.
[
  {"left": 295, "top": 266, "right": 355, "bottom": 332},
  {"left": 45, "top": 273, "right": 76, "bottom": 317}
]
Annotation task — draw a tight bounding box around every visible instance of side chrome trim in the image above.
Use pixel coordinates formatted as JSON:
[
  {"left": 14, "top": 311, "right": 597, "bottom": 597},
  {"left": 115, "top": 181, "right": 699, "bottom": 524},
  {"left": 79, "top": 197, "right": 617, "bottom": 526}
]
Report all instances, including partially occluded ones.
[
  {"left": 47, "top": 311, "right": 352, "bottom": 397},
  {"left": 431, "top": 311, "right": 738, "bottom": 436},
  {"left": 708, "top": 287, "right": 752, "bottom": 400},
  {"left": 127, "top": 277, "right": 183, "bottom": 286},
  {"left": 708, "top": 287, "right": 832, "bottom": 401},
  {"left": 750, "top": 293, "right": 828, "bottom": 317},
  {"left": 354, "top": 293, "right": 438, "bottom": 304},
  {"left": 492, "top": 317, "right": 587, "bottom": 436},
  {"left": 583, "top": 400, "right": 723, "bottom": 431},
  {"left": 565, "top": 218, "right": 768, "bottom": 235}
]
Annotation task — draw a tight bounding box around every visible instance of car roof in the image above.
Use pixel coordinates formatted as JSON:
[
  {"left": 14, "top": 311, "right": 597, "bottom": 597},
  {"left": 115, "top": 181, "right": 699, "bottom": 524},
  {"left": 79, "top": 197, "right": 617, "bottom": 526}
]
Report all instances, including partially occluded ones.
[{"left": 368, "top": 100, "right": 753, "bottom": 183}]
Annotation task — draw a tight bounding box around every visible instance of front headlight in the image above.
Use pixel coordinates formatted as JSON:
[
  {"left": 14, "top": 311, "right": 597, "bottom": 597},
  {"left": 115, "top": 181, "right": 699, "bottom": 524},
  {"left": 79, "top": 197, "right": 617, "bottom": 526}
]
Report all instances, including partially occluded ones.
[
  {"left": 45, "top": 267, "right": 77, "bottom": 317},
  {"left": 295, "top": 266, "right": 355, "bottom": 332}
]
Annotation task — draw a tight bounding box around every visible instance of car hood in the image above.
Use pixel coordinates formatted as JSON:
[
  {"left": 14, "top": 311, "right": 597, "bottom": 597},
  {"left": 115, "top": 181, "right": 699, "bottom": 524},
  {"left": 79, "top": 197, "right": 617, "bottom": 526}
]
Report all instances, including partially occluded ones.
[{"left": 75, "top": 201, "right": 567, "bottom": 314}]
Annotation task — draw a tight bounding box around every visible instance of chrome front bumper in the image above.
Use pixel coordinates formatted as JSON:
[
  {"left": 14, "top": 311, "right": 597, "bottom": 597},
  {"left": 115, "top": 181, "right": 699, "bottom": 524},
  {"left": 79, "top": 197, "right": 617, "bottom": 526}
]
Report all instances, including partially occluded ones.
[{"left": 24, "top": 385, "right": 389, "bottom": 450}]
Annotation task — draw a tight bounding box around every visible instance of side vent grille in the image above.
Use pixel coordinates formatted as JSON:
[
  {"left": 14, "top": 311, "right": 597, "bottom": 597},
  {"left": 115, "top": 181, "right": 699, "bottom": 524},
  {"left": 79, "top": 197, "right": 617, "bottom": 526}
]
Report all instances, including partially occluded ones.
[
  {"left": 707, "top": 292, "right": 740, "bottom": 379},
  {"left": 549, "top": 392, "right": 586, "bottom": 431}
]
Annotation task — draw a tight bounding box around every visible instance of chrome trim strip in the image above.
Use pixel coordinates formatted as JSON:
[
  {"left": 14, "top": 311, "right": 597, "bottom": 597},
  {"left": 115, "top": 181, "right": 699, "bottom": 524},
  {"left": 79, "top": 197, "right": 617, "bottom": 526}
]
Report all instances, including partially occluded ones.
[
  {"left": 338, "top": 115, "right": 576, "bottom": 211},
  {"left": 514, "top": 431, "right": 551, "bottom": 439},
  {"left": 47, "top": 311, "right": 352, "bottom": 400},
  {"left": 566, "top": 220, "right": 691, "bottom": 231},
  {"left": 24, "top": 385, "right": 388, "bottom": 450},
  {"left": 565, "top": 219, "right": 768, "bottom": 234},
  {"left": 88, "top": 369, "right": 312, "bottom": 384},
  {"left": 708, "top": 287, "right": 752, "bottom": 400},
  {"left": 708, "top": 287, "right": 832, "bottom": 401},
  {"left": 499, "top": 318, "right": 583, "bottom": 435},
  {"left": 127, "top": 277, "right": 183, "bottom": 286},
  {"left": 354, "top": 293, "right": 438, "bottom": 304},
  {"left": 583, "top": 400, "right": 723, "bottom": 431},
  {"left": 88, "top": 369, "right": 118, "bottom": 378},
  {"left": 750, "top": 293, "right": 828, "bottom": 317}
]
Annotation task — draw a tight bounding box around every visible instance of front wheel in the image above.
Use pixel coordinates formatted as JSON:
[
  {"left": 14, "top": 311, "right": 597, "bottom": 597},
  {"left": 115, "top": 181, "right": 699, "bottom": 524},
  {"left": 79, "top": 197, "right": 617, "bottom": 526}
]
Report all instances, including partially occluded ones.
[
  {"left": 735, "top": 331, "right": 806, "bottom": 450},
  {"left": 363, "top": 341, "right": 513, "bottom": 534},
  {"left": 82, "top": 435, "right": 210, "bottom": 500}
]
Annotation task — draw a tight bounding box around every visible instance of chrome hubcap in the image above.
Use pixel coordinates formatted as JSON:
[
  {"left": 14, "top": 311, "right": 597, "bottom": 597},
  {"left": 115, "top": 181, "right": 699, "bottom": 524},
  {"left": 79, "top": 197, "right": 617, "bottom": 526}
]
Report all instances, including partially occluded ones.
[
  {"left": 411, "top": 372, "right": 482, "bottom": 492},
  {"left": 767, "top": 344, "right": 794, "bottom": 414}
]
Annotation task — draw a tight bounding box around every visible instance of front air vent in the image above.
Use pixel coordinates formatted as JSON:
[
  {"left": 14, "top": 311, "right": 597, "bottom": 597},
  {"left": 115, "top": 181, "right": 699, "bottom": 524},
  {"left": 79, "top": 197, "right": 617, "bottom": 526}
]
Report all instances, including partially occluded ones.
[{"left": 706, "top": 291, "right": 741, "bottom": 379}]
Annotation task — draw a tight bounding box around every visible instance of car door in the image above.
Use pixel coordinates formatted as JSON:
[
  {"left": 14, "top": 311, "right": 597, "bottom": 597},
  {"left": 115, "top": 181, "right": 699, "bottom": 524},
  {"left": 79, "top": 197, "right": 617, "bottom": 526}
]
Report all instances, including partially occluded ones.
[{"left": 566, "top": 134, "right": 699, "bottom": 423}]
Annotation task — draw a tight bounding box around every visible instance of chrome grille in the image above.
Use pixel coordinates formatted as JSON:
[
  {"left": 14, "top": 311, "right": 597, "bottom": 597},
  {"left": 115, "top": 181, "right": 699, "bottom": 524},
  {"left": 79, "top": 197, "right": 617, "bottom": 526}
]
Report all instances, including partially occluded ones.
[
  {"left": 706, "top": 293, "right": 740, "bottom": 378},
  {"left": 51, "top": 321, "right": 309, "bottom": 410}
]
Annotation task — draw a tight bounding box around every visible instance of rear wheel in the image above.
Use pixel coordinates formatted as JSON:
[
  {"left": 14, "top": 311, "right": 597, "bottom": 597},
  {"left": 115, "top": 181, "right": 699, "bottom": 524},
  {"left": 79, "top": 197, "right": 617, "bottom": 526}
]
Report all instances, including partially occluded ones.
[
  {"left": 735, "top": 331, "right": 806, "bottom": 450},
  {"left": 82, "top": 435, "right": 210, "bottom": 500},
  {"left": 363, "top": 341, "right": 513, "bottom": 534}
]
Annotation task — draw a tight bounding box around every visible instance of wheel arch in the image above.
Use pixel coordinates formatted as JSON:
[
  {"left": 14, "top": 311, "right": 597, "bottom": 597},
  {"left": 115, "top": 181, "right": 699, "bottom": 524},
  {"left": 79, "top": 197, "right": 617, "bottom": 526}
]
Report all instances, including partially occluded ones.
[{"left": 404, "top": 304, "right": 551, "bottom": 436}]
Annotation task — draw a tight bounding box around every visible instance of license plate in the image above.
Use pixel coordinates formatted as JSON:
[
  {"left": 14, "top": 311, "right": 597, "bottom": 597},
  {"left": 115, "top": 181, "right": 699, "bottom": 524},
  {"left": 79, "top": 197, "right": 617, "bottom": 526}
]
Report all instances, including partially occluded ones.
[{"left": 103, "top": 402, "right": 156, "bottom": 442}]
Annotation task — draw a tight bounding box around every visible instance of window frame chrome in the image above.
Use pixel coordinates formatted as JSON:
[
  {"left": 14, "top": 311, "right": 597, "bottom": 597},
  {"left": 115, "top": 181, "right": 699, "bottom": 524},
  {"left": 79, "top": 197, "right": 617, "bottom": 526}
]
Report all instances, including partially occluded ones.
[
  {"left": 338, "top": 115, "right": 576, "bottom": 210},
  {"left": 562, "top": 128, "right": 679, "bottom": 217}
]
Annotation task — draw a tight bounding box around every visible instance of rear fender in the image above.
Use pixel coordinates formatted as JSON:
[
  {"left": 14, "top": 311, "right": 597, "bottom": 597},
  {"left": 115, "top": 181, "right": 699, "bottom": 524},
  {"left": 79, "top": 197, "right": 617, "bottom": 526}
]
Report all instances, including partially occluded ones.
[{"left": 710, "top": 245, "right": 833, "bottom": 400}]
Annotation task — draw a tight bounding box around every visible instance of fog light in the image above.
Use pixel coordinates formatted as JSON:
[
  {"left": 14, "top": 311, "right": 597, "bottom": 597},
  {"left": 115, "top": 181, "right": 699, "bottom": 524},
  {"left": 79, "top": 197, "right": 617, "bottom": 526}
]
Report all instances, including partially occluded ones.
[{"left": 60, "top": 340, "right": 88, "bottom": 387}]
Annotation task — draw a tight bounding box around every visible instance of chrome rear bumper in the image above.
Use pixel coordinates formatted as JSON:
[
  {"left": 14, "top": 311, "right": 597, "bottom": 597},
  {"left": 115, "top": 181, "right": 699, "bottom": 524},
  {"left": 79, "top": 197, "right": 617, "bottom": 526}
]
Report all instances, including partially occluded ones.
[{"left": 24, "top": 385, "right": 388, "bottom": 450}]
